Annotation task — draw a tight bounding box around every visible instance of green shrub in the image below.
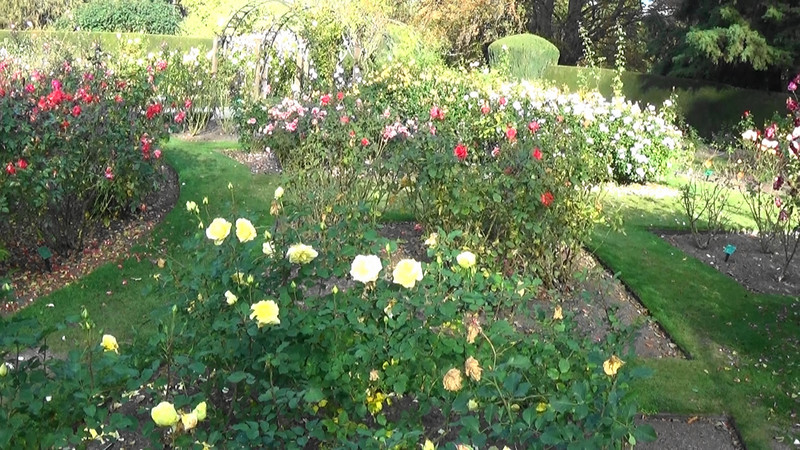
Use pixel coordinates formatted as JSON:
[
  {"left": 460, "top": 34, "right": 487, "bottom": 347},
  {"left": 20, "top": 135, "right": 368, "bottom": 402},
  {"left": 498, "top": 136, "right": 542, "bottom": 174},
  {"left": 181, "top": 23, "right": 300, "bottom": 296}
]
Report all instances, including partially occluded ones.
[
  {"left": 57, "top": 0, "right": 182, "bottom": 35},
  {"left": 488, "top": 34, "right": 560, "bottom": 80},
  {"left": 0, "top": 30, "right": 213, "bottom": 53}
]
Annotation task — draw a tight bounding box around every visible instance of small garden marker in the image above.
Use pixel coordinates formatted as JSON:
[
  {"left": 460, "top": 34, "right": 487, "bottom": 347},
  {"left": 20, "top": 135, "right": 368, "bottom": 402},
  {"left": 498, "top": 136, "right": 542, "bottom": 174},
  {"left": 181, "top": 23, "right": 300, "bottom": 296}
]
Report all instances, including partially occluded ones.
[{"left": 723, "top": 244, "right": 736, "bottom": 262}]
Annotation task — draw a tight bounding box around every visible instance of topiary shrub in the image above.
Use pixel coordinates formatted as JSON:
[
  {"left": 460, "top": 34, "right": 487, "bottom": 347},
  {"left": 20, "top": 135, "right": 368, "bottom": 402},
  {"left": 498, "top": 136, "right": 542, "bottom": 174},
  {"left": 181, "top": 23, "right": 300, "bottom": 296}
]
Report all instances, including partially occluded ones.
[
  {"left": 58, "top": 0, "right": 182, "bottom": 35},
  {"left": 488, "top": 33, "right": 560, "bottom": 80}
]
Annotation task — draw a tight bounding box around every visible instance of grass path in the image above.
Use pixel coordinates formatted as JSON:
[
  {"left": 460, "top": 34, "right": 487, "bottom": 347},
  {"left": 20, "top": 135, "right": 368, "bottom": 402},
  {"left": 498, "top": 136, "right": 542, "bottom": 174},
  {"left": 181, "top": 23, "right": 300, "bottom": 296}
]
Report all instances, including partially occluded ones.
[{"left": 591, "top": 187, "right": 799, "bottom": 449}]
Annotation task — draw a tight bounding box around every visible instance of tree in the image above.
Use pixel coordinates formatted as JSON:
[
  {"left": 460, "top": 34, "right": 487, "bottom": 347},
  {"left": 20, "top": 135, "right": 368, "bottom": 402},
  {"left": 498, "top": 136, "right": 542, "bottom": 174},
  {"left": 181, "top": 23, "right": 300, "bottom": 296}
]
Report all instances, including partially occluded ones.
[
  {"left": 649, "top": 0, "right": 800, "bottom": 90},
  {"left": 520, "top": 0, "right": 645, "bottom": 68},
  {"left": 0, "top": 0, "right": 82, "bottom": 28}
]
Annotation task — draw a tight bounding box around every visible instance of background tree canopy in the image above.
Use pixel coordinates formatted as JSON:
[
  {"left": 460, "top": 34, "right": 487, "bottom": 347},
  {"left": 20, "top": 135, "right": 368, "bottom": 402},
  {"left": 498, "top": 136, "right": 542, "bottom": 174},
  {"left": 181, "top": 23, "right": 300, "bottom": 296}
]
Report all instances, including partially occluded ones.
[{"left": 0, "top": 0, "right": 797, "bottom": 91}]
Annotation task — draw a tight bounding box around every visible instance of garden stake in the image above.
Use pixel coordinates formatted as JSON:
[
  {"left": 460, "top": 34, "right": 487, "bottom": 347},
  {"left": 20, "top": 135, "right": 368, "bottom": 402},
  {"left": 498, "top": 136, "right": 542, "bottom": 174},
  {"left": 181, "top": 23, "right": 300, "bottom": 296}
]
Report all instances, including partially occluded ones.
[{"left": 723, "top": 244, "right": 736, "bottom": 262}]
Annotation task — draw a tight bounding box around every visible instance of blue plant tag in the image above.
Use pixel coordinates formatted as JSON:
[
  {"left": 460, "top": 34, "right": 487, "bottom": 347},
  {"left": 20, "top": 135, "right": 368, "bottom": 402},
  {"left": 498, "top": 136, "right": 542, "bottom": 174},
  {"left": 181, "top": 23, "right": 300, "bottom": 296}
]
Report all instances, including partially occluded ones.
[{"left": 724, "top": 244, "right": 736, "bottom": 255}]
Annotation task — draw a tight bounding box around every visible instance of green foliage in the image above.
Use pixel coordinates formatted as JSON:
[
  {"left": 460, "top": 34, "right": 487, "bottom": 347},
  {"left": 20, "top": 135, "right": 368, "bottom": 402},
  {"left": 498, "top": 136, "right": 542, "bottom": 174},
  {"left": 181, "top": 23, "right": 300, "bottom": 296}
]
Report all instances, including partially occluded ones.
[
  {"left": 56, "top": 0, "right": 182, "bottom": 35},
  {"left": 651, "top": 0, "right": 799, "bottom": 90},
  {"left": 488, "top": 33, "right": 560, "bottom": 80},
  {"left": 0, "top": 0, "right": 75, "bottom": 28},
  {"left": 373, "top": 23, "right": 443, "bottom": 69}
]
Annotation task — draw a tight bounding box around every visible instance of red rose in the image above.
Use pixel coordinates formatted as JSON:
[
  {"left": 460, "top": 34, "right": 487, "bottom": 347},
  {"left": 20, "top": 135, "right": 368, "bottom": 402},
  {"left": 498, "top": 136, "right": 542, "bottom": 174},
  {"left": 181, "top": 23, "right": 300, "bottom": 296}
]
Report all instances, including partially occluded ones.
[
  {"left": 491, "top": 147, "right": 500, "bottom": 157},
  {"left": 528, "top": 121, "right": 540, "bottom": 133},
  {"left": 499, "top": 97, "right": 507, "bottom": 106},
  {"left": 349, "top": 130, "right": 356, "bottom": 138},
  {"left": 16, "top": 158, "right": 27, "bottom": 169},
  {"left": 454, "top": 143, "right": 468, "bottom": 161},
  {"left": 505, "top": 126, "right": 517, "bottom": 141},
  {"left": 430, "top": 105, "right": 445, "bottom": 121},
  {"left": 184, "top": 98, "right": 192, "bottom": 109},
  {"left": 743, "top": 110, "right": 750, "bottom": 118},
  {"left": 71, "top": 105, "right": 81, "bottom": 117},
  {"left": 175, "top": 111, "right": 186, "bottom": 123},
  {"left": 532, "top": 148, "right": 542, "bottom": 160},
  {"left": 156, "top": 60, "right": 168, "bottom": 71},
  {"left": 337, "top": 91, "right": 344, "bottom": 101},
  {"left": 481, "top": 104, "right": 490, "bottom": 115},
  {"left": 154, "top": 149, "right": 162, "bottom": 159},
  {"left": 340, "top": 115, "right": 349, "bottom": 124},
  {"left": 540, "top": 191, "right": 554, "bottom": 207},
  {"left": 25, "top": 84, "right": 35, "bottom": 93},
  {"left": 104, "top": 167, "right": 114, "bottom": 180},
  {"left": 361, "top": 138, "right": 369, "bottom": 146},
  {"left": 320, "top": 94, "right": 331, "bottom": 106},
  {"left": 5, "top": 162, "right": 15, "bottom": 175}
]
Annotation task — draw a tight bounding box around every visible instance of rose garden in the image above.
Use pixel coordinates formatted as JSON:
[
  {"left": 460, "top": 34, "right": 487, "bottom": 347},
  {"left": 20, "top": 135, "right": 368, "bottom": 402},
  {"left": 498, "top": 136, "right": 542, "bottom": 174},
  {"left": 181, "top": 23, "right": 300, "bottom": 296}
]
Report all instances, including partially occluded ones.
[{"left": 1, "top": 1, "right": 800, "bottom": 449}]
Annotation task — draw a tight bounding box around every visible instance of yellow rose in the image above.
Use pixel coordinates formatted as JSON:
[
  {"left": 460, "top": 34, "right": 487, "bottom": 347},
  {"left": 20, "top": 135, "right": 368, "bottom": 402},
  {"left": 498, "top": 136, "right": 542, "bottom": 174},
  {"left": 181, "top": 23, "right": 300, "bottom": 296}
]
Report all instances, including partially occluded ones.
[
  {"left": 456, "top": 251, "right": 476, "bottom": 269},
  {"left": 235, "top": 218, "right": 257, "bottom": 243},
  {"left": 423, "top": 233, "right": 438, "bottom": 248},
  {"left": 0, "top": 363, "right": 8, "bottom": 377},
  {"left": 392, "top": 259, "right": 423, "bottom": 288},
  {"left": 286, "top": 243, "right": 318, "bottom": 265},
  {"left": 553, "top": 305, "right": 563, "bottom": 320},
  {"left": 186, "top": 201, "right": 199, "bottom": 213},
  {"left": 151, "top": 401, "right": 179, "bottom": 427},
  {"left": 193, "top": 401, "right": 207, "bottom": 421},
  {"left": 181, "top": 411, "right": 198, "bottom": 431},
  {"left": 350, "top": 255, "right": 383, "bottom": 284},
  {"left": 274, "top": 186, "right": 285, "bottom": 200},
  {"left": 262, "top": 241, "right": 275, "bottom": 256},
  {"left": 464, "top": 356, "right": 482, "bottom": 382},
  {"left": 536, "top": 402, "right": 548, "bottom": 413},
  {"left": 202, "top": 196, "right": 208, "bottom": 205},
  {"left": 467, "top": 398, "right": 479, "bottom": 411},
  {"left": 250, "top": 300, "right": 280, "bottom": 327},
  {"left": 423, "top": 440, "right": 435, "bottom": 450},
  {"left": 369, "top": 369, "right": 380, "bottom": 382},
  {"left": 231, "top": 272, "right": 249, "bottom": 285},
  {"left": 443, "top": 368, "right": 463, "bottom": 392},
  {"left": 465, "top": 313, "right": 482, "bottom": 344},
  {"left": 603, "top": 355, "right": 625, "bottom": 376},
  {"left": 224, "top": 290, "right": 238, "bottom": 305},
  {"left": 101, "top": 334, "right": 119, "bottom": 353},
  {"left": 206, "top": 218, "right": 231, "bottom": 245}
]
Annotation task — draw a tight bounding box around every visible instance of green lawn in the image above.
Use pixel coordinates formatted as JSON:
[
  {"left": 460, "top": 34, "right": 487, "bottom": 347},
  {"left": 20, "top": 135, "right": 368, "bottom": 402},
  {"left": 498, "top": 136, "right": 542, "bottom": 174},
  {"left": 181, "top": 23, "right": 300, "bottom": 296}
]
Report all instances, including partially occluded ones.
[{"left": 591, "top": 184, "right": 799, "bottom": 449}]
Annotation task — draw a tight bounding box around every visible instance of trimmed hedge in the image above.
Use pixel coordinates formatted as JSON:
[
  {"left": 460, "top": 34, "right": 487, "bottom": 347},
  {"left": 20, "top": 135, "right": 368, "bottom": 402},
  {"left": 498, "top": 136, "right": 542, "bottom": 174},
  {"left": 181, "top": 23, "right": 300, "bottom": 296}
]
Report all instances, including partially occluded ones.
[
  {"left": 543, "top": 65, "right": 786, "bottom": 138},
  {"left": 488, "top": 33, "right": 560, "bottom": 80},
  {"left": 57, "top": 0, "right": 181, "bottom": 35},
  {"left": 0, "top": 30, "right": 213, "bottom": 53}
]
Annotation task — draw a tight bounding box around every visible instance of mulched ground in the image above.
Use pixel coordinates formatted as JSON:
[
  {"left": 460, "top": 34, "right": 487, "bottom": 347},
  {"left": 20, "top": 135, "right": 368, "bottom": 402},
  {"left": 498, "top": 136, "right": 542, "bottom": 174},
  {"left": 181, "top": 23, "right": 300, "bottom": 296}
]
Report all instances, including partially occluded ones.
[{"left": 660, "top": 230, "right": 800, "bottom": 297}]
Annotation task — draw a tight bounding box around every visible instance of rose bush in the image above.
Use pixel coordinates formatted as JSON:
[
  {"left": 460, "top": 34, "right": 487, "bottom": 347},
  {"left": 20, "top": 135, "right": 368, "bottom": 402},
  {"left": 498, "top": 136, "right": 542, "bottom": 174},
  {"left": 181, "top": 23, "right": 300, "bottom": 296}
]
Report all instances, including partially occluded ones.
[{"left": 0, "top": 40, "right": 186, "bottom": 257}]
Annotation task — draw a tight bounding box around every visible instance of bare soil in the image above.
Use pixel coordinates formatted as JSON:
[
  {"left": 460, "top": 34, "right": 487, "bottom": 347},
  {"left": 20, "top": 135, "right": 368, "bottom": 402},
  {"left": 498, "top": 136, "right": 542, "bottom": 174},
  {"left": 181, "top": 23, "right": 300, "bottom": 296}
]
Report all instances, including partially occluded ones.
[{"left": 659, "top": 231, "right": 800, "bottom": 297}]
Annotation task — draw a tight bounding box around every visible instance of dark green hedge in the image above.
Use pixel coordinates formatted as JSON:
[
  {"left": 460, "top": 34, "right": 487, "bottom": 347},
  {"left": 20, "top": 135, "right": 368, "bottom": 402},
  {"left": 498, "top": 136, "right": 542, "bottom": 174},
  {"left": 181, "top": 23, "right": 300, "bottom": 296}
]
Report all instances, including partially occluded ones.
[
  {"left": 56, "top": 0, "right": 181, "bottom": 35},
  {"left": 0, "top": 30, "right": 213, "bottom": 53},
  {"left": 488, "top": 33, "right": 560, "bottom": 80},
  {"left": 543, "top": 65, "right": 786, "bottom": 138}
]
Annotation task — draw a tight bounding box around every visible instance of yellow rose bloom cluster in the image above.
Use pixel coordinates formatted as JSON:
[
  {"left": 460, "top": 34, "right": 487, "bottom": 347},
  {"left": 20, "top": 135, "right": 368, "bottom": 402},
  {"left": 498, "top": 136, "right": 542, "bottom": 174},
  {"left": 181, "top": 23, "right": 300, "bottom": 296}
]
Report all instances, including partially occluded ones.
[
  {"left": 250, "top": 300, "right": 280, "bottom": 327},
  {"left": 286, "top": 243, "right": 318, "bottom": 265},
  {"left": 101, "top": 334, "right": 119, "bottom": 353},
  {"left": 456, "top": 251, "right": 476, "bottom": 269},
  {"left": 235, "top": 218, "right": 257, "bottom": 243},
  {"left": 206, "top": 218, "right": 232, "bottom": 245},
  {"left": 151, "top": 401, "right": 207, "bottom": 430},
  {"left": 350, "top": 255, "right": 382, "bottom": 284},
  {"left": 224, "top": 290, "right": 238, "bottom": 305},
  {"left": 392, "top": 259, "right": 423, "bottom": 288},
  {"left": 603, "top": 355, "right": 625, "bottom": 376}
]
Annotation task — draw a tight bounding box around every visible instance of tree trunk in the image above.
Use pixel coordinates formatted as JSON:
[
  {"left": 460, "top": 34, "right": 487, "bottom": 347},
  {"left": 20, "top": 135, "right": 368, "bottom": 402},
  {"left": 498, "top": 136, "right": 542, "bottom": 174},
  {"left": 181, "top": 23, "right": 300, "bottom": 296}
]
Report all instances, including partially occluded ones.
[
  {"left": 525, "top": 0, "right": 555, "bottom": 40},
  {"left": 561, "top": 0, "right": 585, "bottom": 65}
]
